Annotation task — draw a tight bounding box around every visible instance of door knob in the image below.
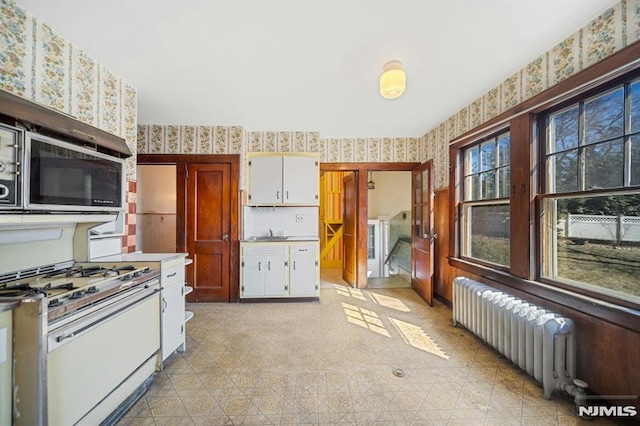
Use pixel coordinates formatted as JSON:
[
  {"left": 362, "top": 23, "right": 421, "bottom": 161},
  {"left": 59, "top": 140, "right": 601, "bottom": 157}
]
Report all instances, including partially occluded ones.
[{"left": 222, "top": 234, "right": 229, "bottom": 242}]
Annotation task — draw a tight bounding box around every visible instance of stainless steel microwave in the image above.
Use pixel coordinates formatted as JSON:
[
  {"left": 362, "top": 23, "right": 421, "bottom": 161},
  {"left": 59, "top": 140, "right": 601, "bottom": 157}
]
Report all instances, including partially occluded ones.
[{"left": 0, "top": 123, "right": 125, "bottom": 212}]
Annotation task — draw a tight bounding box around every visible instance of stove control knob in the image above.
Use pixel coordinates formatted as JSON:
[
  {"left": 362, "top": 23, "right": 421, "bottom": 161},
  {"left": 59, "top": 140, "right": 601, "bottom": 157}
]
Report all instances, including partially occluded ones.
[
  {"left": 86, "top": 286, "right": 98, "bottom": 294},
  {"left": 69, "top": 291, "right": 85, "bottom": 299},
  {"left": 121, "top": 274, "right": 132, "bottom": 281}
]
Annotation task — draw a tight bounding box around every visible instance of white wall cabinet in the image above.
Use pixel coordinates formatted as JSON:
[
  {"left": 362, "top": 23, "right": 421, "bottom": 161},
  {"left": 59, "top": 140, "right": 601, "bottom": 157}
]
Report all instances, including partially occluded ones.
[
  {"left": 248, "top": 154, "right": 319, "bottom": 206},
  {"left": 240, "top": 241, "right": 319, "bottom": 299}
]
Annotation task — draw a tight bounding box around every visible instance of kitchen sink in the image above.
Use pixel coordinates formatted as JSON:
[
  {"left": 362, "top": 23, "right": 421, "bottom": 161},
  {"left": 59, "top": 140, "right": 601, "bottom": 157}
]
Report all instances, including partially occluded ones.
[{"left": 247, "top": 236, "right": 289, "bottom": 241}]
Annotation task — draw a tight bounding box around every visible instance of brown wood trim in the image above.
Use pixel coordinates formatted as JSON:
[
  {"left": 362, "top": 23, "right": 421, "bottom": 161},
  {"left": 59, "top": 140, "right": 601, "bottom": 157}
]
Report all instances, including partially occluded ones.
[
  {"left": 356, "top": 170, "right": 368, "bottom": 289},
  {"left": 229, "top": 160, "right": 240, "bottom": 302},
  {"left": 0, "top": 89, "right": 131, "bottom": 156},
  {"left": 448, "top": 257, "right": 640, "bottom": 332},
  {"left": 451, "top": 41, "right": 640, "bottom": 148},
  {"left": 138, "top": 154, "right": 240, "bottom": 164},
  {"left": 321, "top": 162, "right": 421, "bottom": 171},
  {"left": 448, "top": 146, "right": 461, "bottom": 261},
  {"left": 509, "top": 114, "right": 535, "bottom": 280}
]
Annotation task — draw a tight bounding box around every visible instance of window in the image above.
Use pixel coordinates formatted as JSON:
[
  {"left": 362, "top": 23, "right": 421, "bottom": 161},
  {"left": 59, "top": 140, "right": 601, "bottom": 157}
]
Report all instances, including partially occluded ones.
[
  {"left": 461, "top": 130, "right": 511, "bottom": 267},
  {"left": 541, "top": 77, "right": 640, "bottom": 302}
]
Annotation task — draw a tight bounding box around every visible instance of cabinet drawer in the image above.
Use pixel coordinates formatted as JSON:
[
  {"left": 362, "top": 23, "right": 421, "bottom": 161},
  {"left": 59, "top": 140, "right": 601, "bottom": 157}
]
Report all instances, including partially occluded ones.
[
  {"left": 289, "top": 244, "right": 317, "bottom": 256},
  {"left": 162, "top": 262, "right": 185, "bottom": 287}
]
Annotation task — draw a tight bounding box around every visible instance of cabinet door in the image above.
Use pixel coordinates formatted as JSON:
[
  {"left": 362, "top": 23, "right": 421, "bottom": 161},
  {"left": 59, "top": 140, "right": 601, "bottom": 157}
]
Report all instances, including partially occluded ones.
[
  {"left": 283, "top": 156, "right": 318, "bottom": 205},
  {"left": 264, "top": 255, "right": 288, "bottom": 296},
  {"left": 162, "top": 282, "right": 185, "bottom": 361},
  {"left": 241, "top": 257, "right": 265, "bottom": 297},
  {"left": 248, "top": 156, "right": 283, "bottom": 204},
  {"left": 289, "top": 255, "right": 318, "bottom": 296}
]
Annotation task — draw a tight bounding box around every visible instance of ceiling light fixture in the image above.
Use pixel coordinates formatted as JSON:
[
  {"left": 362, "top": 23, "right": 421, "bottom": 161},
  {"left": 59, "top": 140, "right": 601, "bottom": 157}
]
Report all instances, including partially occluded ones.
[
  {"left": 379, "top": 60, "right": 406, "bottom": 99},
  {"left": 367, "top": 171, "right": 375, "bottom": 190}
]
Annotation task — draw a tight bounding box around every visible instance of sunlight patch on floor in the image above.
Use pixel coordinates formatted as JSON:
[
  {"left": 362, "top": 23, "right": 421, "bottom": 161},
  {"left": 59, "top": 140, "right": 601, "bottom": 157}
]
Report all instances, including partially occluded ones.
[
  {"left": 334, "top": 284, "right": 366, "bottom": 300},
  {"left": 389, "top": 317, "right": 449, "bottom": 359},
  {"left": 341, "top": 302, "right": 390, "bottom": 337},
  {"left": 369, "top": 292, "right": 411, "bottom": 312}
]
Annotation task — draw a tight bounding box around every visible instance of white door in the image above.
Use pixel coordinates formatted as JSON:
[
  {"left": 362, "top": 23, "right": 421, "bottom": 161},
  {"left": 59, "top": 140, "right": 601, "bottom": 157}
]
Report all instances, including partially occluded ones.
[
  {"left": 264, "top": 255, "right": 288, "bottom": 296},
  {"left": 241, "top": 257, "right": 265, "bottom": 297},
  {"left": 248, "top": 156, "right": 283, "bottom": 204},
  {"left": 283, "top": 156, "right": 318, "bottom": 205}
]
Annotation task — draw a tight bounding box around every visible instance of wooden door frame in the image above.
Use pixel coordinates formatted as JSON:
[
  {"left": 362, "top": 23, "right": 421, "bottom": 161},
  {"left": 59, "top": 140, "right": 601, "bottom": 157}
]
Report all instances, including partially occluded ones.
[
  {"left": 138, "top": 154, "right": 241, "bottom": 301},
  {"left": 320, "top": 162, "right": 420, "bottom": 289}
]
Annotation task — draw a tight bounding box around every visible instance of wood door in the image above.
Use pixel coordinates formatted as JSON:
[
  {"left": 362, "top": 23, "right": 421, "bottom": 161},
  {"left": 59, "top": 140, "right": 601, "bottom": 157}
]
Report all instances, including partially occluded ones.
[
  {"left": 342, "top": 172, "right": 357, "bottom": 285},
  {"left": 186, "top": 163, "right": 231, "bottom": 302},
  {"left": 411, "top": 160, "right": 435, "bottom": 306}
]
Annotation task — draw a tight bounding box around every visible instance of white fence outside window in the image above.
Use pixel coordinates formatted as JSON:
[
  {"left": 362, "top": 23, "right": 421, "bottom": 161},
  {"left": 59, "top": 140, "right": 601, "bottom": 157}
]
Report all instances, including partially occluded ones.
[{"left": 558, "top": 215, "right": 640, "bottom": 243}]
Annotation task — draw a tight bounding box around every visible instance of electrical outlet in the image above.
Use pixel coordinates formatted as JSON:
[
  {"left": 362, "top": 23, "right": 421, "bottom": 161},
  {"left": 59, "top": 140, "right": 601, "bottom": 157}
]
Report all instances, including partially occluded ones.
[{"left": 296, "top": 214, "right": 304, "bottom": 223}]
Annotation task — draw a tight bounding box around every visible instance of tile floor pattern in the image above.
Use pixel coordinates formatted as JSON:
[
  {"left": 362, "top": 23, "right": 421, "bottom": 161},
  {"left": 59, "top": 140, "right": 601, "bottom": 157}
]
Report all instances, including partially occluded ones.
[{"left": 118, "top": 269, "right": 612, "bottom": 425}]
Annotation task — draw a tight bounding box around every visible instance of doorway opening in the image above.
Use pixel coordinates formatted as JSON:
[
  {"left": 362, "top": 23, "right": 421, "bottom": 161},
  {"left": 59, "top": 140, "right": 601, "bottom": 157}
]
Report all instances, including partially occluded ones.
[
  {"left": 365, "top": 171, "right": 412, "bottom": 289},
  {"left": 319, "top": 165, "right": 417, "bottom": 290}
]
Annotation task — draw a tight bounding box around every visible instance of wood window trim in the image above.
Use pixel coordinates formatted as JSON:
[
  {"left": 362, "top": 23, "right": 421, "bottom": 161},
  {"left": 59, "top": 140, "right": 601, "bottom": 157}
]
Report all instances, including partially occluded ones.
[{"left": 448, "top": 42, "right": 640, "bottom": 328}]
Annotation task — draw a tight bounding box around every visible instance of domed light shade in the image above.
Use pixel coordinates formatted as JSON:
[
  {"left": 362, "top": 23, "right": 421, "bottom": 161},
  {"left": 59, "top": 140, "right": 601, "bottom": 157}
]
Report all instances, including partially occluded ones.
[{"left": 379, "top": 60, "right": 406, "bottom": 99}]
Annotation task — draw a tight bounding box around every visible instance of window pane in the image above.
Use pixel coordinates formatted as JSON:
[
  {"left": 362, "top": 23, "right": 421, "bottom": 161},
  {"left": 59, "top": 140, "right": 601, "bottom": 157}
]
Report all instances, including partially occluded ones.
[
  {"left": 421, "top": 169, "right": 429, "bottom": 203},
  {"left": 413, "top": 205, "right": 421, "bottom": 237},
  {"left": 498, "top": 134, "right": 510, "bottom": 166},
  {"left": 630, "top": 80, "right": 640, "bottom": 134},
  {"left": 480, "top": 141, "right": 496, "bottom": 171},
  {"left": 632, "top": 135, "right": 640, "bottom": 186},
  {"left": 584, "top": 87, "right": 624, "bottom": 144},
  {"left": 498, "top": 167, "right": 510, "bottom": 198},
  {"left": 543, "top": 194, "right": 640, "bottom": 302},
  {"left": 549, "top": 106, "right": 579, "bottom": 153},
  {"left": 414, "top": 172, "right": 421, "bottom": 204},
  {"left": 467, "top": 204, "right": 510, "bottom": 266},
  {"left": 422, "top": 204, "right": 430, "bottom": 237},
  {"left": 584, "top": 140, "right": 624, "bottom": 189},
  {"left": 465, "top": 175, "right": 480, "bottom": 201},
  {"left": 481, "top": 171, "right": 496, "bottom": 199},
  {"left": 550, "top": 150, "right": 578, "bottom": 193},
  {"left": 466, "top": 146, "right": 479, "bottom": 175}
]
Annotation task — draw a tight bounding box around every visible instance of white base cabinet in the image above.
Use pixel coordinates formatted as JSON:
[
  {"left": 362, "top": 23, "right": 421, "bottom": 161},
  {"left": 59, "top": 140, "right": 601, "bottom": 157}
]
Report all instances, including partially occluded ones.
[
  {"left": 240, "top": 241, "right": 319, "bottom": 299},
  {"left": 159, "top": 256, "right": 190, "bottom": 365}
]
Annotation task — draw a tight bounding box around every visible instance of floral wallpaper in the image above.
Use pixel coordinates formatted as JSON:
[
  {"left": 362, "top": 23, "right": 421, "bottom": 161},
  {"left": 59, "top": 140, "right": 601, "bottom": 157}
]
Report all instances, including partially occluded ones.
[
  {"left": 1, "top": 0, "right": 138, "bottom": 254},
  {"left": 0, "top": 0, "right": 137, "bottom": 181}
]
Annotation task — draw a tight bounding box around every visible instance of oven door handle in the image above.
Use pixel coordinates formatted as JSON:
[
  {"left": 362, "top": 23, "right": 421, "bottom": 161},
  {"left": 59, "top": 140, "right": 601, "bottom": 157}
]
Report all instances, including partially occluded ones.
[{"left": 50, "top": 285, "right": 160, "bottom": 349}]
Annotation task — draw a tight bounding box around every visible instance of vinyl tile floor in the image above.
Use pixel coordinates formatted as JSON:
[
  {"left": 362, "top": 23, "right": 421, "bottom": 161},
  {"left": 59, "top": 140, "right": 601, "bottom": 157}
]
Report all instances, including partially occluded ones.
[{"left": 118, "top": 268, "right": 611, "bottom": 425}]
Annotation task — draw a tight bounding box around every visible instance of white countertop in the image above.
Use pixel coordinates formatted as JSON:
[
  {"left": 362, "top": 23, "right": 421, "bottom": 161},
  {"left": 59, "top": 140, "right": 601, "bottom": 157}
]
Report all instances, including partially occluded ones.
[
  {"left": 241, "top": 237, "right": 319, "bottom": 242},
  {"left": 93, "top": 252, "right": 188, "bottom": 262}
]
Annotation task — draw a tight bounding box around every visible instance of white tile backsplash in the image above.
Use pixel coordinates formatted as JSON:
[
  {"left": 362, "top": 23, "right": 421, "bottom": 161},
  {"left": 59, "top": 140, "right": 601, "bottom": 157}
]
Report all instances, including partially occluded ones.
[{"left": 243, "top": 206, "right": 319, "bottom": 238}]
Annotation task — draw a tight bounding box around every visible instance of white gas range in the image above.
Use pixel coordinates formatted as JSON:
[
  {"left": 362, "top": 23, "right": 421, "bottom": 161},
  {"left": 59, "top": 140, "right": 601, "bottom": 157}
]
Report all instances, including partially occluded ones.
[{"left": 1, "top": 259, "right": 162, "bottom": 425}]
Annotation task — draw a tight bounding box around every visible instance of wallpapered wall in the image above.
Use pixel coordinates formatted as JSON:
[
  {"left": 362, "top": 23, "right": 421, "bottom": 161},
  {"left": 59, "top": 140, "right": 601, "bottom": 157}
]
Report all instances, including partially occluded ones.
[
  {"left": 1, "top": 0, "right": 139, "bottom": 252},
  {"left": 0, "top": 0, "right": 138, "bottom": 182},
  {"left": 137, "top": 0, "right": 640, "bottom": 190}
]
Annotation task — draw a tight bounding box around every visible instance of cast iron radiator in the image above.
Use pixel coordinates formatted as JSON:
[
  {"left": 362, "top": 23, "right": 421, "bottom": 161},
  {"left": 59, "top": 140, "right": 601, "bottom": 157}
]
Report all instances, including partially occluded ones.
[{"left": 452, "top": 276, "right": 576, "bottom": 399}]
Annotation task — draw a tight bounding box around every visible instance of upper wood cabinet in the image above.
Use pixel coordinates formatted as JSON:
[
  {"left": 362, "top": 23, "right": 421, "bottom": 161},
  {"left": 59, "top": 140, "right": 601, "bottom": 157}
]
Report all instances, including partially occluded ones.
[{"left": 247, "top": 153, "right": 319, "bottom": 205}]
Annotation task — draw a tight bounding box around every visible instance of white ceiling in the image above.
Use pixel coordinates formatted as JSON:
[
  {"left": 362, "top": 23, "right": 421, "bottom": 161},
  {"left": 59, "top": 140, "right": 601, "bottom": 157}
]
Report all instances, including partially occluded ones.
[{"left": 18, "top": 0, "right": 619, "bottom": 138}]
